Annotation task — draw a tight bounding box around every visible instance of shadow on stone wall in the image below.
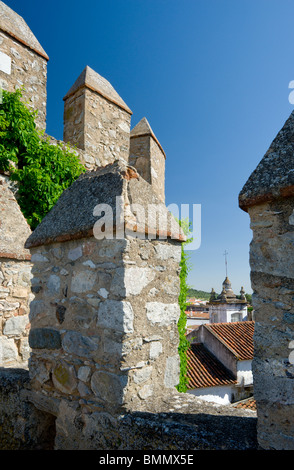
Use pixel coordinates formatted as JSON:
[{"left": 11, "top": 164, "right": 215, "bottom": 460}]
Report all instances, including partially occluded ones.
[
  {"left": 0, "top": 368, "right": 56, "bottom": 450},
  {"left": 46, "top": 400, "right": 258, "bottom": 450},
  {"left": 0, "top": 367, "right": 257, "bottom": 450},
  {"left": 117, "top": 410, "right": 258, "bottom": 450}
]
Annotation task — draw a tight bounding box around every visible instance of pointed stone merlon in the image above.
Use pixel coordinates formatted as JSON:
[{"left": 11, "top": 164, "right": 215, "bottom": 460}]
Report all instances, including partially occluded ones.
[
  {"left": 63, "top": 66, "right": 132, "bottom": 169},
  {"left": 0, "top": 1, "right": 49, "bottom": 129},
  {"left": 25, "top": 161, "right": 185, "bottom": 425},
  {"left": 239, "top": 110, "right": 294, "bottom": 450},
  {"left": 0, "top": 176, "right": 32, "bottom": 368},
  {"left": 129, "top": 117, "right": 166, "bottom": 203}
]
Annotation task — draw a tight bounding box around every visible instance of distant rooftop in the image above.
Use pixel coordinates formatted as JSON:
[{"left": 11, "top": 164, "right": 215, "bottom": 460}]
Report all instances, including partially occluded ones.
[
  {"left": 186, "top": 343, "right": 237, "bottom": 390},
  {"left": 209, "top": 277, "right": 247, "bottom": 305},
  {"left": 0, "top": 1, "right": 49, "bottom": 60},
  {"left": 233, "top": 397, "right": 256, "bottom": 411},
  {"left": 205, "top": 321, "right": 255, "bottom": 361},
  {"left": 63, "top": 65, "right": 132, "bottom": 115}
]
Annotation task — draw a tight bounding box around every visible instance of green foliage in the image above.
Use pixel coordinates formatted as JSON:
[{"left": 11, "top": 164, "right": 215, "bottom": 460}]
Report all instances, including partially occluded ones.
[
  {"left": 245, "top": 293, "right": 252, "bottom": 305},
  {"left": 187, "top": 288, "right": 213, "bottom": 300},
  {"left": 0, "top": 89, "right": 85, "bottom": 229},
  {"left": 176, "top": 218, "right": 193, "bottom": 393}
]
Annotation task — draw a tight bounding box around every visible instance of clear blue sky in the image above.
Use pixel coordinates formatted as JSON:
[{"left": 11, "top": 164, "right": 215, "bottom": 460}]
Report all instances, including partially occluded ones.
[{"left": 6, "top": 0, "right": 294, "bottom": 294}]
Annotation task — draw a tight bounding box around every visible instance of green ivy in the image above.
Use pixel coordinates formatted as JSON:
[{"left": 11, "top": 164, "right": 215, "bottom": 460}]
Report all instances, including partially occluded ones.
[
  {"left": 176, "top": 219, "right": 193, "bottom": 393},
  {"left": 0, "top": 89, "right": 85, "bottom": 229}
]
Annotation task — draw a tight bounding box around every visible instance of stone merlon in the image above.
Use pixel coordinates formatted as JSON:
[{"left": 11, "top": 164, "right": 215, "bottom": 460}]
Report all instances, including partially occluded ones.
[
  {"left": 0, "top": 1, "right": 49, "bottom": 60},
  {"left": 63, "top": 65, "right": 132, "bottom": 115},
  {"left": 63, "top": 66, "right": 132, "bottom": 166},
  {"left": 130, "top": 117, "right": 166, "bottom": 203},
  {"left": 25, "top": 160, "right": 185, "bottom": 249},
  {"left": 239, "top": 111, "right": 294, "bottom": 212},
  {"left": 130, "top": 117, "right": 166, "bottom": 159}
]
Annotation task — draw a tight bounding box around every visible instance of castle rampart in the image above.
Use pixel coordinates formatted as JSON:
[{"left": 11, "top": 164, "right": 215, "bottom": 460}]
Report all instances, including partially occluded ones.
[{"left": 0, "top": 1, "right": 263, "bottom": 451}]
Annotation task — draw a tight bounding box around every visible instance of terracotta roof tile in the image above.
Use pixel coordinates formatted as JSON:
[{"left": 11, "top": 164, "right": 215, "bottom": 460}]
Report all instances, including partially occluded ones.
[
  {"left": 186, "top": 343, "right": 236, "bottom": 390},
  {"left": 234, "top": 397, "right": 256, "bottom": 411},
  {"left": 204, "top": 321, "right": 254, "bottom": 360}
]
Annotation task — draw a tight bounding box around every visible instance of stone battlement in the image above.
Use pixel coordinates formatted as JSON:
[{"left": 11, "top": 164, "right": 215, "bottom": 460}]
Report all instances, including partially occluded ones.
[{"left": 0, "top": 0, "right": 293, "bottom": 451}]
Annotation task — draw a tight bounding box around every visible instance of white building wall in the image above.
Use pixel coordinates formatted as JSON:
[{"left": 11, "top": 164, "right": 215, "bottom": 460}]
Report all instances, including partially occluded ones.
[
  {"left": 186, "top": 318, "right": 210, "bottom": 327},
  {"left": 209, "top": 303, "right": 248, "bottom": 323},
  {"left": 187, "top": 385, "right": 233, "bottom": 405},
  {"left": 237, "top": 360, "right": 253, "bottom": 386}
]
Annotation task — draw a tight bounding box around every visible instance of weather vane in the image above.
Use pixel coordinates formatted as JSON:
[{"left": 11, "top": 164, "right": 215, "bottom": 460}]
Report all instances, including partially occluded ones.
[{"left": 223, "top": 250, "right": 228, "bottom": 277}]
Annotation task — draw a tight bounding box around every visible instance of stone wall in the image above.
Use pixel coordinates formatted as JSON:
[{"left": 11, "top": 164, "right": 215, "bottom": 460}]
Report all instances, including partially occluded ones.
[
  {"left": 0, "top": 367, "right": 257, "bottom": 450},
  {"left": 27, "top": 235, "right": 182, "bottom": 415},
  {"left": 247, "top": 198, "right": 294, "bottom": 449},
  {"left": 43, "top": 133, "right": 97, "bottom": 172},
  {"left": 239, "top": 110, "right": 294, "bottom": 450},
  {"left": 0, "top": 29, "right": 48, "bottom": 129},
  {"left": 0, "top": 258, "right": 32, "bottom": 367},
  {"left": 17, "top": 161, "right": 189, "bottom": 448},
  {"left": 48, "top": 390, "right": 258, "bottom": 450},
  {"left": 0, "top": 368, "right": 55, "bottom": 450},
  {"left": 0, "top": 176, "right": 32, "bottom": 368}
]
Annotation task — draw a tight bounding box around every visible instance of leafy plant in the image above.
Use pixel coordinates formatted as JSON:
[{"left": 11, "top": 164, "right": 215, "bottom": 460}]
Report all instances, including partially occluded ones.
[
  {"left": 0, "top": 89, "right": 85, "bottom": 229},
  {"left": 176, "top": 218, "right": 193, "bottom": 393}
]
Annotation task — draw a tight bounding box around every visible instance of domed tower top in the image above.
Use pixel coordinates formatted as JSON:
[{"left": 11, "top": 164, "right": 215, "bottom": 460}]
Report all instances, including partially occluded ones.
[{"left": 220, "top": 276, "right": 237, "bottom": 300}]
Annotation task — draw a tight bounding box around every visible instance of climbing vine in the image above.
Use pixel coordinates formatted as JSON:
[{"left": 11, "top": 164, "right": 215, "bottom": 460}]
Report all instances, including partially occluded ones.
[
  {"left": 0, "top": 89, "right": 85, "bottom": 229},
  {"left": 176, "top": 219, "right": 193, "bottom": 393}
]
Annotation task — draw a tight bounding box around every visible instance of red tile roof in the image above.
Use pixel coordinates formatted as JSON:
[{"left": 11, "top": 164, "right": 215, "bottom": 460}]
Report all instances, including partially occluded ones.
[
  {"left": 234, "top": 397, "right": 256, "bottom": 411},
  {"left": 204, "top": 321, "right": 254, "bottom": 360},
  {"left": 186, "top": 343, "right": 236, "bottom": 389}
]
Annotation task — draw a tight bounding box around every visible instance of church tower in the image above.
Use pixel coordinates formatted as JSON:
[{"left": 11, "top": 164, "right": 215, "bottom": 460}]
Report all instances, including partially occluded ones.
[{"left": 209, "top": 277, "right": 248, "bottom": 323}]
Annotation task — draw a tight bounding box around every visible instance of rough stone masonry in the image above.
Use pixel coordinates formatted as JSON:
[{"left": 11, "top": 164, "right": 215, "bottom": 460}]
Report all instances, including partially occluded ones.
[
  {"left": 63, "top": 65, "right": 132, "bottom": 169},
  {"left": 0, "top": 175, "right": 32, "bottom": 368},
  {"left": 239, "top": 110, "right": 294, "bottom": 450},
  {"left": 0, "top": 0, "right": 259, "bottom": 451},
  {"left": 24, "top": 161, "right": 188, "bottom": 447},
  {"left": 0, "top": 1, "right": 48, "bottom": 129}
]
